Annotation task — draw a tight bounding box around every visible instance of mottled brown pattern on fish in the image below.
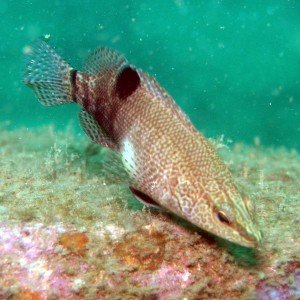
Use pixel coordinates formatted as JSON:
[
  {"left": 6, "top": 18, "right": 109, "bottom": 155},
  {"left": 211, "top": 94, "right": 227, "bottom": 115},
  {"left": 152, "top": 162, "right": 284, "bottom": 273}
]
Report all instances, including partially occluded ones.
[{"left": 23, "top": 40, "right": 262, "bottom": 248}]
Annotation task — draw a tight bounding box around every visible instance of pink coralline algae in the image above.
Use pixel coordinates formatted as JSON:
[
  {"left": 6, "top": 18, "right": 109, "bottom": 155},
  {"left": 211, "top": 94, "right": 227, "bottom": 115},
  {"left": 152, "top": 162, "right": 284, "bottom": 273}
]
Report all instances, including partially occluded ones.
[
  {"left": 0, "top": 222, "right": 91, "bottom": 299},
  {"left": 256, "top": 264, "right": 300, "bottom": 300}
]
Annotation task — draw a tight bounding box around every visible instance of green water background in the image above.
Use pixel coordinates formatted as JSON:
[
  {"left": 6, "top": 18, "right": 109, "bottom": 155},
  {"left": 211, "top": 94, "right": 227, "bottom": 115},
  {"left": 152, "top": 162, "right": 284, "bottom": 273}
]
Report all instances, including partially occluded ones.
[{"left": 1, "top": 0, "right": 299, "bottom": 149}]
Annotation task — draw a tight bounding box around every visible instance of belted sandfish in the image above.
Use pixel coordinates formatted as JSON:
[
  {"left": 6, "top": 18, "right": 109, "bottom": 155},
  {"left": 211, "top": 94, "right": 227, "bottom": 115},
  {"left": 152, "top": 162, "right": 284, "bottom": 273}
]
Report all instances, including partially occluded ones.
[{"left": 23, "top": 39, "right": 262, "bottom": 247}]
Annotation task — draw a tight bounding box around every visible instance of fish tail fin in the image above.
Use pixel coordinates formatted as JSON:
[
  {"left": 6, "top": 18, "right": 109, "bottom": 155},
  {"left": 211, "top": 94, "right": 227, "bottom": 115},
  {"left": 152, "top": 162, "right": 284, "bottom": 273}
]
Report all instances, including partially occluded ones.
[{"left": 23, "top": 39, "right": 75, "bottom": 106}]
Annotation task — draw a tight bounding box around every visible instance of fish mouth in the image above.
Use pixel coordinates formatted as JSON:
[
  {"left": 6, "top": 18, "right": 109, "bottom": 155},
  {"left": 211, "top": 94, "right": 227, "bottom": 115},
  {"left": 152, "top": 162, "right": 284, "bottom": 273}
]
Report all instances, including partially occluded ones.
[{"left": 236, "top": 224, "right": 262, "bottom": 247}]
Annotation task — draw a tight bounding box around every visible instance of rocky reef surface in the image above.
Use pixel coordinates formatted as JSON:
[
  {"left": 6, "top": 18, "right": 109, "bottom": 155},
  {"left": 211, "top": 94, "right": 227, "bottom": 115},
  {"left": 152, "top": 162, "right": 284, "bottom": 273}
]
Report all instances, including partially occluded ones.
[{"left": 0, "top": 125, "right": 299, "bottom": 299}]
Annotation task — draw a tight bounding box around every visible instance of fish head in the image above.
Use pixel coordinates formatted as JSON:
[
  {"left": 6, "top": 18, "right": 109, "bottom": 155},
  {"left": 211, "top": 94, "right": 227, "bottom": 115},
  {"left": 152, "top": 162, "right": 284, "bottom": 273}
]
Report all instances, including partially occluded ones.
[
  {"left": 204, "top": 180, "right": 262, "bottom": 248},
  {"left": 172, "top": 176, "right": 262, "bottom": 248}
]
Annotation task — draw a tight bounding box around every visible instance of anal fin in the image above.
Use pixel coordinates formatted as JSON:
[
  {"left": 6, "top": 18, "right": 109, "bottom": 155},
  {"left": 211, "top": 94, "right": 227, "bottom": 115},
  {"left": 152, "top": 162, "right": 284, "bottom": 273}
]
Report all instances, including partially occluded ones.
[{"left": 79, "top": 109, "right": 116, "bottom": 149}]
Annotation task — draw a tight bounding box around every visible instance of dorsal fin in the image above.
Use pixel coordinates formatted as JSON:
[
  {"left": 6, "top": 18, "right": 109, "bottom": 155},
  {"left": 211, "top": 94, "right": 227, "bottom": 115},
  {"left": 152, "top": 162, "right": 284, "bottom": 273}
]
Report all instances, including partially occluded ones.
[
  {"left": 83, "top": 47, "right": 127, "bottom": 75},
  {"left": 137, "top": 70, "right": 199, "bottom": 136},
  {"left": 137, "top": 70, "right": 175, "bottom": 106}
]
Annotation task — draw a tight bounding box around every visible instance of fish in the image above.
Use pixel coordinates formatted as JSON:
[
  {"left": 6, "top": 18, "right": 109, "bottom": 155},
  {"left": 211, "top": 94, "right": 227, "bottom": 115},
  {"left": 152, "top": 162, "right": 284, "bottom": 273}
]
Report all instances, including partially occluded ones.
[{"left": 23, "top": 39, "right": 262, "bottom": 248}]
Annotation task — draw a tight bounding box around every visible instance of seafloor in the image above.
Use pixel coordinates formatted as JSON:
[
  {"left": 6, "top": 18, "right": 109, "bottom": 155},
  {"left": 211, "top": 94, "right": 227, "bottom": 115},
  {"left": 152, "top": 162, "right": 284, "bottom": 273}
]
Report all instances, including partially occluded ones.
[{"left": 0, "top": 123, "right": 299, "bottom": 300}]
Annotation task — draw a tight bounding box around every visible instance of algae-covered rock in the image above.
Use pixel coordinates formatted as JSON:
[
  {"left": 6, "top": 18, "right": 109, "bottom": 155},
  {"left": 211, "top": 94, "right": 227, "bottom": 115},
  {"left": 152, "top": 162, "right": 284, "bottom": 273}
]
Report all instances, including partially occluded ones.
[{"left": 0, "top": 126, "right": 299, "bottom": 299}]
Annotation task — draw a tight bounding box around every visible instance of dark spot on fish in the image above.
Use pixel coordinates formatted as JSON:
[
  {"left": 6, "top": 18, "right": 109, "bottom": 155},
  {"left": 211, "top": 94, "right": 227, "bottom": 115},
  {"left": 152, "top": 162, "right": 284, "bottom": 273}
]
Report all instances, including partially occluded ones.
[{"left": 116, "top": 66, "right": 140, "bottom": 100}]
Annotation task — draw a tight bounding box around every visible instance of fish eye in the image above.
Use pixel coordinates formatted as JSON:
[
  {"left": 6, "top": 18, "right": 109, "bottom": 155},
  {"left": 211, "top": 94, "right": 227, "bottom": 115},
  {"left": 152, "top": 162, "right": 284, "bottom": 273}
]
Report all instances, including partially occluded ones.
[{"left": 216, "top": 211, "right": 231, "bottom": 225}]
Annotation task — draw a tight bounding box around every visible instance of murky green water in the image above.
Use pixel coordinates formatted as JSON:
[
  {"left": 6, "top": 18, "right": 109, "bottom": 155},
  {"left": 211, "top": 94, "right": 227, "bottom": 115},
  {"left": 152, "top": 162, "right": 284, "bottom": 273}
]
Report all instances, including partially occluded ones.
[{"left": 0, "top": 0, "right": 299, "bottom": 149}]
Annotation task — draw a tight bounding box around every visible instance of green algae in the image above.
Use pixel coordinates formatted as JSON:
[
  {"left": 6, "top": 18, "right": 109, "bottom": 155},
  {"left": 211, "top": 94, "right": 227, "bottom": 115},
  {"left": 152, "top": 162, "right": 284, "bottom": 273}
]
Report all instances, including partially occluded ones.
[{"left": 0, "top": 125, "right": 299, "bottom": 299}]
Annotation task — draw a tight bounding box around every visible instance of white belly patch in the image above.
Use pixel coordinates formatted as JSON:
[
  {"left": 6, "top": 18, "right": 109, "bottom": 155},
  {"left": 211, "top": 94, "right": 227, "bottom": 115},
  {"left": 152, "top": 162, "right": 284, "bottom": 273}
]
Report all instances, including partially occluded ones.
[{"left": 120, "top": 137, "right": 137, "bottom": 178}]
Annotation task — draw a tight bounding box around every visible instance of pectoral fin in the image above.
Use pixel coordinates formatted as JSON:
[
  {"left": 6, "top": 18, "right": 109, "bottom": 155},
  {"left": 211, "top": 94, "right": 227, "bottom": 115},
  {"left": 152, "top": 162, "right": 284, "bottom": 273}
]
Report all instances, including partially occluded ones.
[
  {"left": 79, "top": 109, "right": 117, "bottom": 149},
  {"left": 129, "top": 187, "right": 161, "bottom": 209}
]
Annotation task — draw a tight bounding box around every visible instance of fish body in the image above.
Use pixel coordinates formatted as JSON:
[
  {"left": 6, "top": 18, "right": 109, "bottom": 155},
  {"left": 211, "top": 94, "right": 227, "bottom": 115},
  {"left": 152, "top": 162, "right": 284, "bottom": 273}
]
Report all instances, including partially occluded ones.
[{"left": 24, "top": 40, "right": 262, "bottom": 247}]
